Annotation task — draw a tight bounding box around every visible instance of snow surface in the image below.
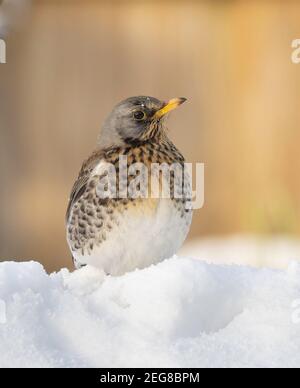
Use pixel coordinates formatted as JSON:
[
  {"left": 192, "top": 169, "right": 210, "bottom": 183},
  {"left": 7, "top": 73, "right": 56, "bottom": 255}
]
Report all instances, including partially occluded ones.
[
  {"left": 0, "top": 257, "right": 300, "bottom": 368},
  {"left": 180, "top": 236, "right": 300, "bottom": 269}
]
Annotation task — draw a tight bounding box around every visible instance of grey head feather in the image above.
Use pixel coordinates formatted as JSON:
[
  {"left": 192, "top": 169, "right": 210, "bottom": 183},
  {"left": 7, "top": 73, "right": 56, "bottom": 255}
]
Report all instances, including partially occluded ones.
[{"left": 98, "top": 96, "right": 164, "bottom": 149}]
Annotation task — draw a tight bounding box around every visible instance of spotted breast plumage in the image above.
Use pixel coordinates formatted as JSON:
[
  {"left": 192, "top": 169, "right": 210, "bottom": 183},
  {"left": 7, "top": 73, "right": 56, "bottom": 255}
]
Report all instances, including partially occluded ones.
[{"left": 66, "top": 96, "right": 193, "bottom": 275}]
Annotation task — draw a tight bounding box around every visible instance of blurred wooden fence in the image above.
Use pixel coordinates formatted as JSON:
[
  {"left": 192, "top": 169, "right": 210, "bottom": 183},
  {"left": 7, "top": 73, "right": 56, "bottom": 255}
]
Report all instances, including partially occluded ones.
[{"left": 1, "top": 0, "right": 300, "bottom": 271}]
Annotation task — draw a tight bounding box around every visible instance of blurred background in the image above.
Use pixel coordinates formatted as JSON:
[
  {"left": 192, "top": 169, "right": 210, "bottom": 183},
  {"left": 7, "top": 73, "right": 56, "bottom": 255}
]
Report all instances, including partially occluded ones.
[{"left": 1, "top": 0, "right": 300, "bottom": 272}]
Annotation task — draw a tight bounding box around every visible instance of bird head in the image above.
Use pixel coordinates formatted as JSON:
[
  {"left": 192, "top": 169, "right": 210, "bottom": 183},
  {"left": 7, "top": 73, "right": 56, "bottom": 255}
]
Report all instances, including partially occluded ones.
[{"left": 98, "top": 96, "right": 187, "bottom": 148}]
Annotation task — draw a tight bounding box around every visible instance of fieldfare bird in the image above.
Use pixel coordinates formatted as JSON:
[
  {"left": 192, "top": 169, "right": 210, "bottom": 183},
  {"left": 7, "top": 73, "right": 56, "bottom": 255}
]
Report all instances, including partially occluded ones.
[{"left": 66, "top": 96, "right": 193, "bottom": 275}]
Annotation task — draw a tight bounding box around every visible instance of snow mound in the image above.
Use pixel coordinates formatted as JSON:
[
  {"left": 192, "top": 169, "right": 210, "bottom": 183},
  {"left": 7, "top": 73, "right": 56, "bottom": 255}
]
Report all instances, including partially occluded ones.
[{"left": 0, "top": 257, "right": 300, "bottom": 368}]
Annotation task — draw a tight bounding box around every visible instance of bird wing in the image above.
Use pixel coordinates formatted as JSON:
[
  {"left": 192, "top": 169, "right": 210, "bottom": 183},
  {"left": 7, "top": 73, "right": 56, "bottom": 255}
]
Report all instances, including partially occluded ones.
[{"left": 66, "top": 150, "right": 103, "bottom": 223}]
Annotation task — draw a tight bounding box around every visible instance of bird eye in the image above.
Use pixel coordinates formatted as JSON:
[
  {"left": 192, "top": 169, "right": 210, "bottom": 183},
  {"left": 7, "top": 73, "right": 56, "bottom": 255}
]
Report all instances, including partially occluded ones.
[{"left": 133, "top": 110, "right": 146, "bottom": 121}]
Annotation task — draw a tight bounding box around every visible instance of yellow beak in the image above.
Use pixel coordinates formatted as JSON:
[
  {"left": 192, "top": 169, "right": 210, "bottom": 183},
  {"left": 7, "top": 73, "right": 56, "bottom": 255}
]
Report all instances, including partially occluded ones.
[{"left": 153, "top": 97, "right": 187, "bottom": 120}]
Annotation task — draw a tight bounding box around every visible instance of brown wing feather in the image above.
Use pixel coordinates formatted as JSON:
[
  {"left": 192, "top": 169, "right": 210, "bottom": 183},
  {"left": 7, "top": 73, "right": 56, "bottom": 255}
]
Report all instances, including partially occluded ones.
[{"left": 66, "top": 150, "right": 103, "bottom": 223}]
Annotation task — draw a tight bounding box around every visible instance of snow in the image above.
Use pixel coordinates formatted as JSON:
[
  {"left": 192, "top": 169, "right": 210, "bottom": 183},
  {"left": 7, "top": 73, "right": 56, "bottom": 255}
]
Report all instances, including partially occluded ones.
[
  {"left": 0, "top": 256, "right": 300, "bottom": 368},
  {"left": 180, "top": 235, "right": 300, "bottom": 269}
]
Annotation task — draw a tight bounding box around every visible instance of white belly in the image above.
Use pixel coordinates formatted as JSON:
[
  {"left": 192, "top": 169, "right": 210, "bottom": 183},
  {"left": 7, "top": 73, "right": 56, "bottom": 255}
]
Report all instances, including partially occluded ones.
[{"left": 72, "top": 199, "right": 192, "bottom": 276}]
